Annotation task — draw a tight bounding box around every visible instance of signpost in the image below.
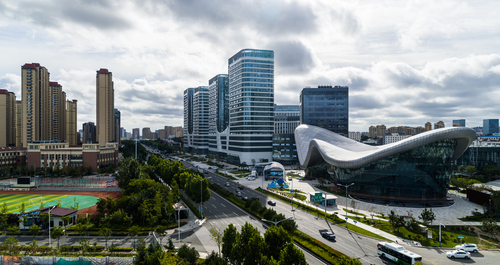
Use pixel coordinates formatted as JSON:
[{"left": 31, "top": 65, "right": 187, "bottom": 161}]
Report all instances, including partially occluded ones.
[
  {"left": 427, "top": 230, "right": 432, "bottom": 239},
  {"left": 314, "top": 193, "right": 323, "bottom": 202},
  {"left": 345, "top": 217, "right": 348, "bottom": 228},
  {"left": 353, "top": 220, "right": 358, "bottom": 233},
  {"left": 458, "top": 235, "right": 464, "bottom": 244}
]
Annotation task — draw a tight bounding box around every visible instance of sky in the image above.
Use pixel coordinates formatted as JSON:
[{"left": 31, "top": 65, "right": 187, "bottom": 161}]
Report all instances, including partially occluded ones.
[{"left": 1, "top": 0, "right": 500, "bottom": 133}]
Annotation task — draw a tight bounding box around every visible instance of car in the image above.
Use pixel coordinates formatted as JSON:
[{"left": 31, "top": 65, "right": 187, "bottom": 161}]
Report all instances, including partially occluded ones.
[
  {"left": 267, "top": 200, "right": 276, "bottom": 206},
  {"left": 239, "top": 186, "right": 244, "bottom": 190},
  {"left": 455, "top": 243, "right": 479, "bottom": 253},
  {"left": 212, "top": 166, "right": 218, "bottom": 170},
  {"left": 225, "top": 182, "right": 230, "bottom": 187},
  {"left": 242, "top": 196, "right": 249, "bottom": 201},
  {"left": 320, "top": 231, "right": 336, "bottom": 240},
  {"left": 446, "top": 250, "right": 471, "bottom": 259},
  {"left": 248, "top": 177, "right": 256, "bottom": 181},
  {"left": 236, "top": 191, "right": 242, "bottom": 197},
  {"left": 251, "top": 196, "right": 259, "bottom": 201}
]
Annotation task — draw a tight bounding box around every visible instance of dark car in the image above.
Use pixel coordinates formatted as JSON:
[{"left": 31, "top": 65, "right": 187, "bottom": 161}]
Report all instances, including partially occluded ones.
[
  {"left": 267, "top": 200, "right": 276, "bottom": 206},
  {"left": 251, "top": 196, "right": 259, "bottom": 201},
  {"left": 239, "top": 186, "right": 244, "bottom": 190},
  {"left": 242, "top": 197, "right": 249, "bottom": 201},
  {"left": 321, "top": 231, "right": 336, "bottom": 241}
]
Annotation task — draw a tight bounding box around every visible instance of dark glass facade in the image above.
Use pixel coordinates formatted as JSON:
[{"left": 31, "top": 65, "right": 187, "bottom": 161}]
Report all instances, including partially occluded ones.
[
  {"left": 458, "top": 145, "right": 500, "bottom": 167},
  {"left": 300, "top": 86, "right": 348, "bottom": 136},
  {"left": 331, "top": 139, "right": 457, "bottom": 199},
  {"left": 483, "top": 119, "right": 499, "bottom": 135}
]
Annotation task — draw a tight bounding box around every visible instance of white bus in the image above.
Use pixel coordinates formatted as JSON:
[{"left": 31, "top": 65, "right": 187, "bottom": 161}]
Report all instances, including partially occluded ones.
[{"left": 377, "top": 242, "right": 423, "bottom": 265}]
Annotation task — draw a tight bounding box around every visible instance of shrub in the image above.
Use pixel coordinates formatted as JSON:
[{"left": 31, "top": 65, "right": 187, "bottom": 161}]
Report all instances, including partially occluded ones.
[
  {"left": 250, "top": 200, "right": 262, "bottom": 212},
  {"left": 109, "top": 246, "right": 133, "bottom": 252}
]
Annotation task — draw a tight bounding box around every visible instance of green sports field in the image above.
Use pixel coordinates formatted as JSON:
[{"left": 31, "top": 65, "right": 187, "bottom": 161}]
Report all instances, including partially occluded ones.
[{"left": 0, "top": 194, "right": 99, "bottom": 214}]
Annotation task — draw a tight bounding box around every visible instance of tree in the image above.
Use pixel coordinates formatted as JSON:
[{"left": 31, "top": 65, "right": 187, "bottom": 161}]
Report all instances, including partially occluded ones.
[
  {"left": 18, "top": 202, "right": 26, "bottom": 214},
  {"left": 264, "top": 225, "right": 292, "bottom": 261},
  {"left": 96, "top": 198, "right": 107, "bottom": 217},
  {"left": 166, "top": 237, "right": 175, "bottom": 252},
  {"left": 68, "top": 197, "right": 80, "bottom": 210},
  {"left": 1, "top": 202, "right": 8, "bottom": 214},
  {"left": 209, "top": 224, "right": 223, "bottom": 256},
  {"left": 221, "top": 224, "right": 238, "bottom": 264},
  {"left": 78, "top": 239, "right": 90, "bottom": 255},
  {"left": 482, "top": 219, "right": 498, "bottom": 239},
  {"left": 51, "top": 226, "right": 65, "bottom": 248},
  {"left": 3, "top": 236, "right": 20, "bottom": 254},
  {"left": 30, "top": 224, "right": 41, "bottom": 240},
  {"left": 394, "top": 215, "right": 405, "bottom": 232},
  {"left": 388, "top": 210, "right": 398, "bottom": 228},
  {"left": 0, "top": 214, "right": 8, "bottom": 233},
  {"left": 244, "top": 233, "right": 264, "bottom": 265},
  {"left": 155, "top": 225, "right": 167, "bottom": 245},
  {"left": 418, "top": 208, "right": 436, "bottom": 225},
  {"left": 337, "top": 256, "right": 363, "bottom": 265},
  {"left": 26, "top": 239, "right": 39, "bottom": 255},
  {"left": 62, "top": 216, "right": 71, "bottom": 235},
  {"left": 99, "top": 227, "right": 112, "bottom": 249},
  {"left": 465, "top": 165, "right": 477, "bottom": 177},
  {"left": 129, "top": 225, "right": 140, "bottom": 250},
  {"left": 369, "top": 206, "right": 377, "bottom": 222},
  {"left": 178, "top": 244, "right": 200, "bottom": 264},
  {"left": 159, "top": 252, "right": 185, "bottom": 265},
  {"left": 204, "top": 251, "right": 227, "bottom": 265},
  {"left": 278, "top": 242, "right": 307, "bottom": 265}
]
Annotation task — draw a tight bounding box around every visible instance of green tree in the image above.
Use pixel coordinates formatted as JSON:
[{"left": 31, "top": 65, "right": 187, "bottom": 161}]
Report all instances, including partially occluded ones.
[
  {"left": 3, "top": 236, "right": 20, "bottom": 254},
  {"left": 62, "top": 216, "right": 71, "bottom": 235},
  {"left": 244, "top": 233, "right": 264, "bottom": 265},
  {"left": 51, "top": 226, "right": 65, "bottom": 248},
  {"left": 465, "top": 165, "right": 477, "bottom": 177},
  {"left": 394, "top": 215, "right": 405, "bottom": 232},
  {"left": 30, "top": 224, "right": 41, "bottom": 240},
  {"left": 129, "top": 225, "right": 140, "bottom": 250},
  {"left": 482, "top": 219, "right": 498, "bottom": 239},
  {"left": 166, "top": 237, "right": 175, "bottom": 252},
  {"left": 418, "top": 208, "right": 436, "bottom": 225},
  {"left": 338, "top": 256, "right": 363, "bottom": 265},
  {"left": 264, "top": 225, "right": 292, "bottom": 261},
  {"left": 388, "top": 210, "right": 398, "bottom": 228},
  {"left": 96, "top": 198, "right": 107, "bottom": 217},
  {"left": 106, "top": 196, "right": 117, "bottom": 214},
  {"left": 209, "top": 224, "right": 223, "bottom": 256},
  {"left": 1, "top": 202, "right": 8, "bottom": 214},
  {"left": 177, "top": 244, "right": 199, "bottom": 265},
  {"left": 159, "top": 252, "right": 185, "bottom": 265},
  {"left": 78, "top": 239, "right": 90, "bottom": 255},
  {"left": 155, "top": 225, "right": 167, "bottom": 245},
  {"left": 99, "top": 227, "right": 112, "bottom": 249},
  {"left": 204, "top": 251, "right": 227, "bottom": 265},
  {"left": 27, "top": 239, "right": 39, "bottom": 255},
  {"left": 278, "top": 242, "right": 307, "bottom": 265},
  {"left": 18, "top": 202, "right": 26, "bottom": 214},
  {"left": 116, "top": 157, "right": 141, "bottom": 188},
  {"left": 221, "top": 224, "right": 238, "bottom": 264},
  {"left": 0, "top": 214, "right": 8, "bottom": 233}
]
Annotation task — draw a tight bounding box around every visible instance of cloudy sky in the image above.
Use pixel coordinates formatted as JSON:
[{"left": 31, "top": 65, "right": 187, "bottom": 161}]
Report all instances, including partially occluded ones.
[{"left": 1, "top": 0, "right": 500, "bottom": 133}]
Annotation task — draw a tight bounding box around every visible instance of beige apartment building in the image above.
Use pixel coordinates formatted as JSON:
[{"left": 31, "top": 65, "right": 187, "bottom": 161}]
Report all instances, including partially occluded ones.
[
  {"left": 66, "top": 100, "right": 77, "bottom": 145},
  {"left": 49, "top": 82, "right": 66, "bottom": 142},
  {"left": 15, "top": 101, "right": 22, "bottom": 147},
  {"left": 425, "top": 122, "right": 432, "bottom": 131},
  {"left": 435, "top": 120, "right": 445, "bottom": 129},
  {"left": 96, "top": 68, "right": 115, "bottom": 146},
  {"left": 0, "top": 89, "right": 16, "bottom": 147}
]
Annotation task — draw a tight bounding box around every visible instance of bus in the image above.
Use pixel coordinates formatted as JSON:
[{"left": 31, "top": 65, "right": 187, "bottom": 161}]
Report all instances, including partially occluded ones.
[{"left": 377, "top": 242, "right": 423, "bottom": 265}]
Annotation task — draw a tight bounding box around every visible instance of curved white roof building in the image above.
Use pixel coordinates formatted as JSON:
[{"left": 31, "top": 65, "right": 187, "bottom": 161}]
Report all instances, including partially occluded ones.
[{"left": 295, "top": 125, "right": 476, "bottom": 200}]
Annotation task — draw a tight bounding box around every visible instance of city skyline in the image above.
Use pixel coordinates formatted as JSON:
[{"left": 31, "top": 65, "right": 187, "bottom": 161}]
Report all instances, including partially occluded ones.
[{"left": 1, "top": 1, "right": 500, "bottom": 131}]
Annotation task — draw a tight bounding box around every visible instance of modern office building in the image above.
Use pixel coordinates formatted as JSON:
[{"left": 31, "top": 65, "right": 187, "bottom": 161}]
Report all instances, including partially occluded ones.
[
  {"left": 185, "top": 86, "right": 209, "bottom": 154},
  {"left": 65, "top": 100, "right": 77, "bottom": 145},
  {"left": 208, "top": 74, "right": 229, "bottom": 157},
  {"left": 114, "top": 109, "right": 120, "bottom": 144},
  {"left": 184, "top": 87, "right": 194, "bottom": 144},
  {"left": 142, "top": 127, "right": 151, "bottom": 140},
  {"left": 295, "top": 124, "right": 476, "bottom": 201},
  {"left": 21, "top": 63, "right": 50, "bottom": 147},
  {"left": 82, "top": 122, "right": 97, "bottom": 144},
  {"left": 227, "top": 49, "right": 275, "bottom": 164},
  {"left": 383, "top": 133, "right": 407, "bottom": 145},
  {"left": 483, "top": 119, "right": 499, "bottom": 135},
  {"left": 96, "top": 68, "right": 115, "bottom": 146},
  {"left": 132, "top": 128, "right": 139, "bottom": 139},
  {"left": 453, "top": 119, "right": 466, "bottom": 127},
  {"left": 273, "top": 105, "right": 299, "bottom": 165},
  {"left": 348, "top": 132, "right": 361, "bottom": 142},
  {"left": 0, "top": 89, "right": 16, "bottom": 147},
  {"left": 300, "top": 85, "right": 348, "bottom": 136}
]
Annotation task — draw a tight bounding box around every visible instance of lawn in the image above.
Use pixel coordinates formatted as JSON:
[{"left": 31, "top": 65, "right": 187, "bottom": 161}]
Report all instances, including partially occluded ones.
[{"left": 0, "top": 194, "right": 99, "bottom": 213}]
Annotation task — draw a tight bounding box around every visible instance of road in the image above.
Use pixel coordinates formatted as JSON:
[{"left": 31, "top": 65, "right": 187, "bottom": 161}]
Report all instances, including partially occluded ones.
[{"left": 183, "top": 160, "right": 500, "bottom": 265}]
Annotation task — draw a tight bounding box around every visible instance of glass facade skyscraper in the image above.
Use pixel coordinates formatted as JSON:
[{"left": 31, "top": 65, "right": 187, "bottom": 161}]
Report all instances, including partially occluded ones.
[
  {"left": 452, "top": 119, "right": 466, "bottom": 127},
  {"left": 184, "top": 86, "right": 209, "bottom": 154},
  {"left": 300, "top": 85, "right": 348, "bottom": 136},
  {"left": 227, "top": 49, "right": 274, "bottom": 164},
  {"left": 208, "top": 74, "right": 229, "bottom": 154},
  {"left": 273, "top": 105, "right": 300, "bottom": 165},
  {"left": 483, "top": 119, "right": 499, "bottom": 135}
]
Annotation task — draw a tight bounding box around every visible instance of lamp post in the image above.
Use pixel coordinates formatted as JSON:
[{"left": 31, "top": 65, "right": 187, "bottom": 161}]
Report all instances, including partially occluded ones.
[
  {"left": 176, "top": 208, "right": 181, "bottom": 249},
  {"left": 439, "top": 223, "right": 445, "bottom": 247},
  {"left": 261, "top": 216, "right": 294, "bottom": 226},
  {"left": 337, "top": 183, "right": 354, "bottom": 228},
  {"left": 48, "top": 205, "right": 56, "bottom": 248},
  {"left": 200, "top": 178, "right": 203, "bottom": 218}
]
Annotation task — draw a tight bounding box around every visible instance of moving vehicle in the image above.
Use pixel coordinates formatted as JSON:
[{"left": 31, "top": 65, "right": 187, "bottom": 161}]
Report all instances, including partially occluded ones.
[
  {"left": 251, "top": 196, "right": 259, "bottom": 201},
  {"left": 242, "top": 196, "right": 249, "bottom": 201},
  {"left": 237, "top": 191, "right": 242, "bottom": 197},
  {"left": 455, "top": 243, "right": 478, "bottom": 253},
  {"left": 225, "top": 182, "right": 230, "bottom": 187},
  {"left": 320, "top": 231, "right": 336, "bottom": 240},
  {"left": 267, "top": 200, "right": 276, "bottom": 206},
  {"left": 446, "top": 250, "right": 471, "bottom": 259},
  {"left": 238, "top": 186, "right": 244, "bottom": 190},
  {"left": 377, "top": 242, "right": 422, "bottom": 265}
]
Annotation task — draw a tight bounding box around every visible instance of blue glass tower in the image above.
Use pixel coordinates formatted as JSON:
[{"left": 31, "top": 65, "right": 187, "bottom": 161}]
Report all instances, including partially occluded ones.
[{"left": 483, "top": 119, "right": 499, "bottom": 135}]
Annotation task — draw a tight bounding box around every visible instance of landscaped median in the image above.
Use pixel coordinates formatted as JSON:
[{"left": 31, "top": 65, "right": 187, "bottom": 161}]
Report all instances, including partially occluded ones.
[{"left": 208, "top": 182, "right": 362, "bottom": 265}]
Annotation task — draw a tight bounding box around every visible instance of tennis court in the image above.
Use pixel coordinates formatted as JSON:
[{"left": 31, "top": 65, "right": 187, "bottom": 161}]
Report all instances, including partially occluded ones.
[{"left": 0, "top": 194, "right": 99, "bottom": 214}]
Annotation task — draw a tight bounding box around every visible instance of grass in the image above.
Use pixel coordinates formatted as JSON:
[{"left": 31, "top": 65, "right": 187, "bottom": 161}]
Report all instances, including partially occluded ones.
[
  {"left": 256, "top": 188, "right": 389, "bottom": 241},
  {"left": 0, "top": 194, "right": 99, "bottom": 214}
]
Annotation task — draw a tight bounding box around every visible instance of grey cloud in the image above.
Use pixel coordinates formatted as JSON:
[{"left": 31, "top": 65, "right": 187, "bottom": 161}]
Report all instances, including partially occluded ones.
[
  {"left": 269, "top": 41, "right": 315, "bottom": 74},
  {"left": 330, "top": 8, "right": 361, "bottom": 36},
  {"left": 350, "top": 95, "right": 385, "bottom": 110},
  {"left": 61, "top": 4, "right": 131, "bottom": 30}
]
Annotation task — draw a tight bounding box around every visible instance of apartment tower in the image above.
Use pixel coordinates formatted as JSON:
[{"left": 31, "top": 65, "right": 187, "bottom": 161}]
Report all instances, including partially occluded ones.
[
  {"left": 66, "top": 100, "right": 77, "bottom": 145},
  {"left": 96, "top": 68, "right": 115, "bottom": 146},
  {"left": 82, "top": 122, "right": 97, "bottom": 144},
  {"left": 49, "top": 82, "right": 66, "bottom": 141},
  {"left": 0, "top": 90, "right": 16, "bottom": 147},
  {"left": 15, "top": 101, "right": 22, "bottom": 147}
]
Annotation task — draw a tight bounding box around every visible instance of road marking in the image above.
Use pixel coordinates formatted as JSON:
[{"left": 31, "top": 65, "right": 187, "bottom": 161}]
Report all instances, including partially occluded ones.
[
  {"left": 221, "top": 220, "right": 226, "bottom": 224},
  {"left": 211, "top": 204, "right": 217, "bottom": 208},
  {"left": 233, "top": 212, "right": 238, "bottom": 216},
  {"left": 223, "top": 213, "right": 228, "bottom": 218}
]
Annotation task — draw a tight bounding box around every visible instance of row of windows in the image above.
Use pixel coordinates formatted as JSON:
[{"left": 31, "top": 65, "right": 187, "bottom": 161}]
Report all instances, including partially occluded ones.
[
  {"left": 228, "top": 147, "right": 273, "bottom": 152},
  {"left": 229, "top": 141, "right": 272, "bottom": 147}
]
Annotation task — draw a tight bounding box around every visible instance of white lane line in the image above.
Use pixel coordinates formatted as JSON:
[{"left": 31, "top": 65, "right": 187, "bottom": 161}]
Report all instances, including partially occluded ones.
[
  {"left": 223, "top": 213, "right": 228, "bottom": 218},
  {"left": 211, "top": 204, "right": 217, "bottom": 208},
  {"left": 233, "top": 212, "right": 238, "bottom": 216},
  {"left": 221, "top": 203, "right": 226, "bottom": 207}
]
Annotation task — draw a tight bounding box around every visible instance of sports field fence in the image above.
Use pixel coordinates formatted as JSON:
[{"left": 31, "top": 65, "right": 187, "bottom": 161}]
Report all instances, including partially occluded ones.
[{"left": 0, "top": 255, "right": 134, "bottom": 265}]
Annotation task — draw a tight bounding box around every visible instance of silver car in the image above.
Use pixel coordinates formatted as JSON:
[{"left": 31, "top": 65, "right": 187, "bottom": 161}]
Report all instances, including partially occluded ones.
[
  {"left": 455, "top": 243, "right": 479, "bottom": 253},
  {"left": 446, "top": 250, "right": 471, "bottom": 259}
]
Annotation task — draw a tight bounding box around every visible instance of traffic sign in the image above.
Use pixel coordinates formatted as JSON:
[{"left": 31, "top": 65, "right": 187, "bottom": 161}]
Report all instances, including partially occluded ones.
[
  {"left": 200, "top": 208, "right": 203, "bottom": 211},
  {"left": 314, "top": 193, "right": 323, "bottom": 202},
  {"left": 290, "top": 189, "right": 295, "bottom": 193},
  {"left": 457, "top": 236, "right": 464, "bottom": 239},
  {"left": 345, "top": 217, "right": 348, "bottom": 220},
  {"left": 353, "top": 220, "right": 357, "bottom": 224}
]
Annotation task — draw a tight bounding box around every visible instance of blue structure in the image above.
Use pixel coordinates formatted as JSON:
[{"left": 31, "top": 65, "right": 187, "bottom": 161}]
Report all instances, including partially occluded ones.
[
  {"left": 452, "top": 119, "right": 466, "bottom": 127},
  {"left": 483, "top": 119, "right": 499, "bottom": 135}
]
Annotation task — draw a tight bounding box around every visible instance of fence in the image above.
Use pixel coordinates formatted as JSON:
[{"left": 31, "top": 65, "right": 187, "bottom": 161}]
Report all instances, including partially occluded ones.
[
  {"left": 0, "top": 256, "right": 134, "bottom": 265},
  {"left": 32, "top": 176, "right": 117, "bottom": 189}
]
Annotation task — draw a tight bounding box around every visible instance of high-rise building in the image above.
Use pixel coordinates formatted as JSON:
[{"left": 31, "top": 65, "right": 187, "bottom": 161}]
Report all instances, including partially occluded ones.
[
  {"left": 0, "top": 89, "right": 16, "bottom": 147},
  {"left": 415, "top": 126, "right": 426, "bottom": 134},
  {"left": 300, "top": 85, "right": 349, "bottom": 136},
  {"left": 348, "top": 132, "right": 361, "bottom": 141},
  {"left": 132, "top": 128, "right": 139, "bottom": 139},
  {"left": 142, "top": 127, "right": 151, "bottom": 140},
  {"left": 120, "top": 127, "right": 126, "bottom": 138},
  {"left": 21, "top": 63, "right": 50, "bottom": 147},
  {"left": 425, "top": 122, "right": 432, "bottom": 131},
  {"left": 208, "top": 74, "right": 229, "bottom": 156},
  {"left": 114, "top": 109, "right": 120, "bottom": 144},
  {"left": 49, "top": 82, "right": 66, "bottom": 142},
  {"left": 96, "top": 68, "right": 115, "bottom": 145},
  {"left": 406, "top": 127, "right": 415, "bottom": 136},
  {"left": 434, "top": 121, "right": 445, "bottom": 129},
  {"left": 369, "top": 126, "right": 377, "bottom": 138},
  {"left": 15, "top": 100, "right": 22, "bottom": 147},
  {"left": 273, "top": 105, "right": 300, "bottom": 165},
  {"left": 174, "top": 127, "right": 183, "bottom": 138},
  {"left": 387, "top": 126, "right": 398, "bottom": 134},
  {"left": 187, "top": 86, "right": 209, "bottom": 154},
  {"left": 453, "top": 119, "right": 466, "bottom": 127},
  {"left": 227, "top": 49, "right": 274, "bottom": 164},
  {"left": 83, "top": 122, "right": 97, "bottom": 144},
  {"left": 66, "top": 100, "right": 77, "bottom": 145},
  {"left": 376, "top": 125, "right": 387, "bottom": 138},
  {"left": 483, "top": 119, "right": 499, "bottom": 135}
]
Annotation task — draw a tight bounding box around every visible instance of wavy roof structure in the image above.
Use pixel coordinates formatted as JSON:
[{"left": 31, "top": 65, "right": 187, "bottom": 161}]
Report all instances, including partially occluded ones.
[{"left": 295, "top": 125, "right": 476, "bottom": 169}]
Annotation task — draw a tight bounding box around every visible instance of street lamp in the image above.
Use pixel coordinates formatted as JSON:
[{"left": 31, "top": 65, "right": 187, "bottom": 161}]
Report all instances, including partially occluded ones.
[
  {"left": 439, "top": 223, "right": 445, "bottom": 247},
  {"left": 48, "top": 205, "right": 56, "bottom": 248},
  {"left": 337, "top": 183, "right": 354, "bottom": 228},
  {"left": 261, "top": 216, "right": 294, "bottom": 226}
]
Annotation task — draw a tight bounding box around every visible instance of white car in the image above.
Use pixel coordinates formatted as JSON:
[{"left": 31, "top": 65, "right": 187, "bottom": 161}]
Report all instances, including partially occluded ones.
[
  {"left": 446, "top": 250, "right": 471, "bottom": 259},
  {"left": 455, "top": 243, "right": 478, "bottom": 253},
  {"left": 225, "top": 182, "right": 230, "bottom": 187}
]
